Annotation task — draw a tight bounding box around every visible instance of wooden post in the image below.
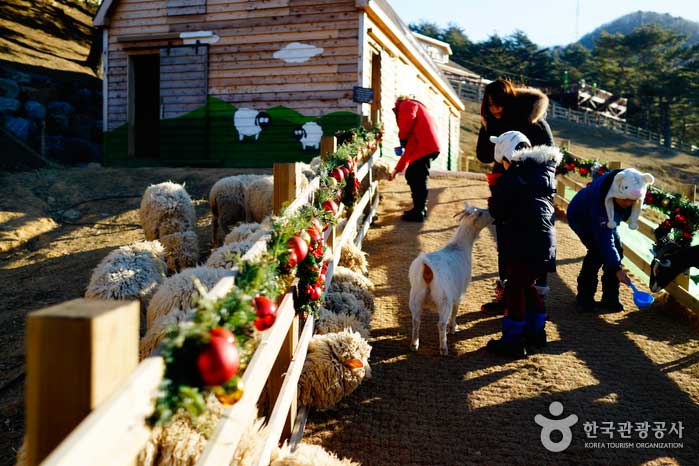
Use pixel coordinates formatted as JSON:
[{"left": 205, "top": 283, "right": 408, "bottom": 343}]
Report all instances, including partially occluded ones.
[
  {"left": 609, "top": 161, "right": 623, "bottom": 170},
  {"left": 679, "top": 183, "right": 697, "bottom": 202},
  {"left": 273, "top": 163, "right": 300, "bottom": 215},
  {"left": 319, "top": 135, "right": 337, "bottom": 161},
  {"left": 25, "top": 299, "right": 139, "bottom": 466}
]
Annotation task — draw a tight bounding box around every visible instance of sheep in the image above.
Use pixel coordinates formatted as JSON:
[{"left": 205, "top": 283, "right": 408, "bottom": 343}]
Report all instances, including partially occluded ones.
[
  {"left": 323, "top": 291, "right": 372, "bottom": 328},
  {"left": 339, "top": 241, "right": 369, "bottom": 276},
  {"left": 371, "top": 158, "right": 394, "bottom": 181},
  {"left": 206, "top": 240, "right": 256, "bottom": 270},
  {"left": 408, "top": 204, "right": 493, "bottom": 355},
  {"left": 271, "top": 443, "right": 361, "bottom": 466},
  {"left": 224, "top": 221, "right": 267, "bottom": 244},
  {"left": 332, "top": 265, "right": 374, "bottom": 290},
  {"left": 234, "top": 107, "right": 271, "bottom": 141},
  {"left": 297, "top": 329, "right": 371, "bottom": 410},
  {"left": 328, "top": 281, "right": 374, "bottom": 316},
  {"left": 139, "top": 182, "right": 199, "bottom": 272},
  {"left": 293, "top": 121, "right": 323, "bottom": 150},
  {"left": 316, "top": 307, "right": 370, "bottom": 339},
  {"left": 650, "top": 243, "right": 699, "bottom": 292},
  {"left": 85, "top": 240, "right": 167, "bottom": 305},
  {"left": 140, "top": 307, "right": 189, "bottom": 359},
  {"left": 146, "top": 266, "right": 235, "bottom": 329},
  {"left": 209, "top": 175, "right": 273, "bottom": 247},
  {"left": 140, "top": 182, "right": 196, "bottom": 241}
]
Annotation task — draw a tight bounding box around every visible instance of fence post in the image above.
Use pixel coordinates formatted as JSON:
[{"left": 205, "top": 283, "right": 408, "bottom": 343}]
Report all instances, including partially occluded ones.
[
  {"left": 268, "top": 165, "right": 301, "bottom": 439},
  {"left": 608, "top": 161, "right": 623, "bottom": 170},
  {"left": 273, "top": 163, "right": 301, "bottom": 215},
  {"left": 320, "top": 135, "right": 337, "bottom": 161},
  {"left": 25, "top": 299, "right": 139, "bottom": 466}
]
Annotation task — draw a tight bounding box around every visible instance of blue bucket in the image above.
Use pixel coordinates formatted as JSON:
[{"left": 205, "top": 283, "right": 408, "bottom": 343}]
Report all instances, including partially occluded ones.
[{"left": 629, "top": 283, "right": 654, "bottom": 309}]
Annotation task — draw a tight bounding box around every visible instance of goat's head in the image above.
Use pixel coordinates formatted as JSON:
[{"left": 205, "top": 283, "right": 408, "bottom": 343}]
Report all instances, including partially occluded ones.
[
  {"left": 455, "top": 202, "right": 493, "bottom": 231},
  {"left": 649, "top": 242, "right": 684, "bottom": 292}
]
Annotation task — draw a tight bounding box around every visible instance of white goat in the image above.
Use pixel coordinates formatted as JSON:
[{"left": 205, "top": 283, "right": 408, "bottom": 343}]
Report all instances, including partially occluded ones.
[{"left": 408, "top": 204, "right": 492, "bottom": 355}]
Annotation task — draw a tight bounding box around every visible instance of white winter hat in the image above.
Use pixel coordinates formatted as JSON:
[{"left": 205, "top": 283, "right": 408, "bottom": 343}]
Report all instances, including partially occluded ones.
[
  {"left": 604, "top": 168, "right": 655, "bottom": 229},
  {"left": 489, "top": 131, "right": 532, "bottom": 163}
]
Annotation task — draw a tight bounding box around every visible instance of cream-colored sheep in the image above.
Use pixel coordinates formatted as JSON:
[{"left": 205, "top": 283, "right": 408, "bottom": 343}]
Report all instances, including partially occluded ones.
[
  {"left": 339, "top": 241, "right": 368, "bottom": 276},
  {"left": 205, "top": 241, "right": 255, "bottom": 270},
  {"left": 224, "top": 221, "right": 266, "bottom": 244},
  {"left": 328, "top": 281, "right": 374, "bottom": 316},
  {"left": 160, "top": 230, "right": 199, "bottom": 272},
  {"left": 209, "top": 175, "right": 273, "bottom": 247},
  {"left": 85, "top": 240, "right": 167, "bottom": 304},
  {"left": 271, "top": 443, "right": 360, "bottom": 466},
  {"left": 298, "top": 330, "right": 372, "bottom": 410},
  {"left": 146, "top": 266, "right": 234, "bottom": 329},
  {"left": 316, "top": 307, "right": 369, "bottom": 339},
  {"left": 332, "top": 266, "right": 374, "bottom": 290},
  {"left": 139, "top": 307, "right": 189, "bottom": 359},
  {"left": 140, "top": 182, "right": 196, "bottom": 240},
  {"left": 323, "top": 291, "right": 372, "bottom": 328},
  {"left": 371, "top": 158, "right": 394, "bottom": 181}
]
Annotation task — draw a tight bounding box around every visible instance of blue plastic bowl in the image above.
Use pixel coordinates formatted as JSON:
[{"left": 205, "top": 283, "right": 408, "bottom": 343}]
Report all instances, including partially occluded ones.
[{"left": 630, "top": 283, "right": 654, "bottom": 309}]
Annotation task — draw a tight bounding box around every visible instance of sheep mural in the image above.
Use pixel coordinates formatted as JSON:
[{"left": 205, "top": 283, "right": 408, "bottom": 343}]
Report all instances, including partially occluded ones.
[
  {"left": 233, "top": 108, "right": 271, "bottom": 141},
  {"left": 293, "top": 122, "right": 323, "bottom": 150}
]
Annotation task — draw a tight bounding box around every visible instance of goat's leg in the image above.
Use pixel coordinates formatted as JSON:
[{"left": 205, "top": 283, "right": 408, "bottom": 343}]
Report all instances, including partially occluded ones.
[
  {"left": 437, "top": 302, "right": 451, "bottom": 356},
  {"left": 409, "top": 287, "right": 425, "bottom": 352},
  {"left": 448, "top": 302, "right": 459, "bottom": 334}
]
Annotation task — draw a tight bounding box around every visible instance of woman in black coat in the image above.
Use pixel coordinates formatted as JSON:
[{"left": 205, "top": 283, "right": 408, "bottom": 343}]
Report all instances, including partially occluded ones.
[{"left": 476, "top": 79, "right": 554, "bottom": 314}]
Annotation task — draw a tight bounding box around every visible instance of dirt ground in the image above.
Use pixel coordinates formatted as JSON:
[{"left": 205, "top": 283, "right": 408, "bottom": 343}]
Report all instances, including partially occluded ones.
[
  {"left": 304, "top": 175, "right": 699, "bottom": 466},
  {"left": 0, "top": 166, "right": 268, "bottom": 466}
]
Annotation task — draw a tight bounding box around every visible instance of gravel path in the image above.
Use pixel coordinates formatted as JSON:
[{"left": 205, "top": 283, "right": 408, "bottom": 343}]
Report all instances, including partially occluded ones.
[{"left": 304, "top": 175, "right": 699, "bottom": 466}]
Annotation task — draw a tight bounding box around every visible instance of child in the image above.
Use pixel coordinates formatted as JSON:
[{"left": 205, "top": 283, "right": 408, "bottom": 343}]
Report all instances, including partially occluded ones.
[
  {"left": 567, "top": 167, "right": 655, "bottom": 312},
  {"left": 389, "top": 96, "right": 441, "bottom": 222},
  {"left": 486, "top": 131, "right": 561, "bottom": 358}
]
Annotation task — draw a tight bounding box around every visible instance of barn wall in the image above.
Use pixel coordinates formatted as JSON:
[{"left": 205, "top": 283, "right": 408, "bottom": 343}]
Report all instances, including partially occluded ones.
[{"left": 103, "top": 0, "right": 360, "bottom": 166}]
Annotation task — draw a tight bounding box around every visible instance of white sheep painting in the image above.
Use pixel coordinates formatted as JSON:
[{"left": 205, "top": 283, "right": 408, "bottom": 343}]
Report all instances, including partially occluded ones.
[
  {"left": 293, "top": 122, "right": 323, "bottom": 150},
  {"left": 234, "top": 108, "right": 271, "bottom": 141}
]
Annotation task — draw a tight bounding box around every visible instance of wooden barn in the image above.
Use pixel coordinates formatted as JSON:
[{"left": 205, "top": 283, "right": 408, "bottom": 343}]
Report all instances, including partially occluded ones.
[{"left": 95, "top": 0, "right": 464, "bottom": 169}]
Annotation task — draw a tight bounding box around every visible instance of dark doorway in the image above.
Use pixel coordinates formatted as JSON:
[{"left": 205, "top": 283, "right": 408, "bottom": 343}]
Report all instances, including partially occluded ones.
[
  {"left": 128, "top": 54, "right": 160, "bottom": 159},
  {"left": 370, "top": 52, "right": 382, "bottom": 126}
]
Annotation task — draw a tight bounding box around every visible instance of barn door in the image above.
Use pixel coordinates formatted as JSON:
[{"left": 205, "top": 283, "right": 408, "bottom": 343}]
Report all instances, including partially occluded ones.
[
  {"left": 128, "top": 53, "right": 160, "bottom": 159},
  {"left": 159, "top": 45, "right": 209, "bottom": 162}
]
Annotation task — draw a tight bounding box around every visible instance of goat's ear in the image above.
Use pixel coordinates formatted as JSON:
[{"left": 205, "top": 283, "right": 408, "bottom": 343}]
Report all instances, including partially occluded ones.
[
  {"left": 643, "top": 173, "right": 655, "bottom": 185},
  {"left": 343, "top": 358, "right": 363, "bottom": 369}
]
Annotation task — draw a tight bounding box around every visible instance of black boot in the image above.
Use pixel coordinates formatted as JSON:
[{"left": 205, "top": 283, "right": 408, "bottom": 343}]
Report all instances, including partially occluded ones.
[
  {"left": 401, "top": 210, "right": 425, "bottom": 222},
  {"left": 525, "top": 312, "right": 547, "bottom": 350},
  {"left": 576, "top": 252, "right": 600, "bottom": 312},
  {"left": 481, "top": 279, "right": 506, "bottom": 315},
  {"left": 599, "top": 269, "right": 624, "bottom": 312}
]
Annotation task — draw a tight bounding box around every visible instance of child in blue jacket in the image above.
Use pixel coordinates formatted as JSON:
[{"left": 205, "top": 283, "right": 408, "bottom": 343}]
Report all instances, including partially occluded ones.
[{"left": 567, "top": 168, "right": 654, "bottom": 312}]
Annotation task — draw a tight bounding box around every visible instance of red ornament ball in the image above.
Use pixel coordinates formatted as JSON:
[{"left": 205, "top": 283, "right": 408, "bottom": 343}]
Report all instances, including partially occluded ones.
[
  {"left": 288, "top": 236, "right": 309, "bottom": 262},
  {"left": 254, "top": 296, "right": 277, "bottom": 318},
  {"left": 331, "top": 168, "right": 345, "bottom": 183},
  {"left": 579, "top": 167, "right": 589, "bottom": 176},
  {"left": 322, "top": 199, "right": 339, "bottom": 215},
  {"left": 197, "top": 328, "right": 240, "bottom": 386},
  {"left": 286, "top": 249, "right": 299, "bottom": 268},
  {"left": 254, "top": 314, "right": 276, "bottom": 332},
  {"left": 210, "top": 327, "right": 236, "bottom": 344}
]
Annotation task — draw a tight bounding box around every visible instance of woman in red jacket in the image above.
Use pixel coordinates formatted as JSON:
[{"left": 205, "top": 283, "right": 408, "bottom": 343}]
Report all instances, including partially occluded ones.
[{"left": 390, "top": 96, "right": 441, "bottom": 222}]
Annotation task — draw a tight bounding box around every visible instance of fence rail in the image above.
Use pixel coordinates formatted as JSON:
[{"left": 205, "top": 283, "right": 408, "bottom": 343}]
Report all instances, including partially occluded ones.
[
  {"left": 451, "top": 79, "right": 699, "bottom": 154},
  {"left": 26, "top": 141, "right": 382, "bottom": 466}
]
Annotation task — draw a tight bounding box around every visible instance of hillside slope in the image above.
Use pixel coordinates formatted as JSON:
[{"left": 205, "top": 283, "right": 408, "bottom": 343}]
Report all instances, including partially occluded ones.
[
  {"left": 459, "top": 100, "right": 699, "bottom": 193},
  {"left": 578, "top": 11, "right": 699, "bottom": 48}
]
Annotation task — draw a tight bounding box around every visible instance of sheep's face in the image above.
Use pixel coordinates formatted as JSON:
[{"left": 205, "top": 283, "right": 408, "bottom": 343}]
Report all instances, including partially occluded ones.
[
  {"left": 162, "top": 231, "right": 199, "bottom": 272},
  {"left": 650, "top": 244, "right": 684, "bottom": 292},
  {"left": 255, "top": 112, "right": 271, "bottom": 128},
  {"left": 292, "top": 127, "right": 306, "bottom": 141}
]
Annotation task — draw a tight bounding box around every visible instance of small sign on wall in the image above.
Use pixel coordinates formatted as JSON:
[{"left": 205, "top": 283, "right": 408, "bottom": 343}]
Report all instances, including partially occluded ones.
[{"left": 353, "top": 86, "right": 375, "bottom": 104}]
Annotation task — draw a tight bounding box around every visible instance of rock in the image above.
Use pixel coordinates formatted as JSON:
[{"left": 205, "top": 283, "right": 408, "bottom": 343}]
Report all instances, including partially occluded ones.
[
  {"left": 0, "top": 78, "right": 20, "bottom": 98},
  {"left": 47, "top": 196, "right": 56, "bottom": 204},
  {"left": 64, "top": 137, "right": 100, "bottom": 163},
  {"left": 62, "top": 209, "right": 81, "bottom": 220},
  {"left": 5, "top": 117, "right": 30, "bottom": 141},
  {"left": 87, "top": 162, "right": 102, "bottom": 168},
  {"left": 24, "top": 101, "right": 47, "bottom": 121},
  {"left": 46, "top": 135, "right": 65, "bottom": 158},
  {"left": 0, "top": 97, "right": 20, "bottom": 114},
  {"left": 21, "top": 86, "right": 52, "bottom": 104},
  {"left": 10, "top": 70, "right": 32, "bottom": 84},
  {"left": 47, "top": 101, "right": 76, "bottom": 132}
]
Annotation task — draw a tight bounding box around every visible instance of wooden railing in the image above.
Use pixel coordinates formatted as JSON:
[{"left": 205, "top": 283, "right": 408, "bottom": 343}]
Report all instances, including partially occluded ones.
[
  {"left": 553, "top": 156, "right": 698, "bottom": 312},
  {"left": 24, "top": 143, "right": 382, "bottom": 466}
]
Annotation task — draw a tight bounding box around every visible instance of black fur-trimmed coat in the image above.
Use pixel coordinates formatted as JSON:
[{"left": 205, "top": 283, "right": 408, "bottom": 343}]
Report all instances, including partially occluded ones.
[{"left": 476, "top": 87, "right": 554, "bottom": 174}]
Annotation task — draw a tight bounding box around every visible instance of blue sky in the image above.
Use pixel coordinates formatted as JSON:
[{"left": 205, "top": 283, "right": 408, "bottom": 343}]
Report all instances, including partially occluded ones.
[{"left": 392, "top": 1, "right": 699, "bottom": 47}]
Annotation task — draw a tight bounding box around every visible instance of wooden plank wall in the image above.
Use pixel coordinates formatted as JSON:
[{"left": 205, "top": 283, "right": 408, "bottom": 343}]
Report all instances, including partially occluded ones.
[{"left": 105, "top": 0, "right": 359, "bottom": 132}]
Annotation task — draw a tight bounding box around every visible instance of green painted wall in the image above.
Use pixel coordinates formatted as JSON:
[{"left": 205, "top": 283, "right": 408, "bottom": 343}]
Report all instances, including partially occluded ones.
[{"left": 104, "top": 97, "right": 360, "bottom": 167}]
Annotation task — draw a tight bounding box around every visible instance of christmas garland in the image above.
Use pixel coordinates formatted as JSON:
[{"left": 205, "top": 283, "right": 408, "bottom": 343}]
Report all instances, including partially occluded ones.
[
  {"left": 148, "top": 129, "right": 381, "bottom": 427},
  {"left": 556, "top": 151, "right": 699, "bottom": 249}
]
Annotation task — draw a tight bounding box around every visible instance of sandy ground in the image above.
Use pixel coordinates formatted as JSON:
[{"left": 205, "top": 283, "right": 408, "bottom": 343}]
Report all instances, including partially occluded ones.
[
  {"left": 304, "top": 175, "right": 699, "bottom": 466},
  {"left": 0, "top": 166, "right": 268, "bottom": 466}
]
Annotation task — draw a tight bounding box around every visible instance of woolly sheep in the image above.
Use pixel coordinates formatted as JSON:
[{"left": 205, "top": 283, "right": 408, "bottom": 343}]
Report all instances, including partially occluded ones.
[
  {"left": 205, "top": 240, "right": 255, "bottom": 269},
  {"left": 160, "top": 230, "right": 199, "bottom": 272},
  {"left": 140, "top": 182, "right": 196, "bottom": 240},
  {"left": 371, "top": 158, "right": 394, "bottom": 181},
  {"left": 323, "top": 291, "right": 372, "bottom": 328},
  {"left": 85, "top": 240, "right": 167, "bottom": 305},
  {"left": 339, "top": 241, "right": 368, "bottom": 276},
  {"left": 209, "top": 175, "right": 273, "bottom": 247},
  {"left": 297, "top": 329, "right": 372, "bottom": 410},
  {"left": 332, "top": 265, "right": 374, "bottom": 290},
  {"left": 224, "top": 221, "right": 268, "bottom": 244},
  {"left": 328, "top": 281, "right": 374, "bottom": 316},
  {"left": 139, "top": 307, "right": 189, "bottom": 359},
  {"left": 146, "top": 266, "right": 235, "bottom": 329},
  {"left": 271, "top": 443, "right": 360, "bottom": 466},
  {"left": 316, "top": 307, "right": 370, "bottom": 339}
]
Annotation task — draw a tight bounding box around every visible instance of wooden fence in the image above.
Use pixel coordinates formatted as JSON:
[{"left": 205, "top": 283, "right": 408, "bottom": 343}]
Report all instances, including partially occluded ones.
[
  {"left": 553, "top": 155, "right": 698, "bottom": 312},
  {"left": 452, "top": 79, "right": 699, "bottom": 154},
  {"left": 24, "top": 140, "right": 381, "bottom": 466}
]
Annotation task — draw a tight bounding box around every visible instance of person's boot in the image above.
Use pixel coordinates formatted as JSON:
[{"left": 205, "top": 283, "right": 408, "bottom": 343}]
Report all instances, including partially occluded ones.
[
  {"left": 486, "top": 317, "right": 527, "bottom": 358},
  {"left": 525, "top": 312, "right": 547, "bottom": 350},
  {"left": 599, "top": 273, "right": 624, "bottom": 312},
  {"left": 401, "top": 209, "right": 425, "bottom": 222},
  {"left": 576, "top": 269, "right": 598, "bottom": 312},
  {"left": 481, "top": 279, "right": 506, "bottom": 315}
]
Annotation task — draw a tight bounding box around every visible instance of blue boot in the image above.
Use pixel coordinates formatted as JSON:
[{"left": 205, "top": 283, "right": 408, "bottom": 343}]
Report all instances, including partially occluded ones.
[
  {"left": 486, "top": 317, "right": 527, "bottom": 358},
  {"left": 525, "top": 312, "right": 547, "bottom": 350}
]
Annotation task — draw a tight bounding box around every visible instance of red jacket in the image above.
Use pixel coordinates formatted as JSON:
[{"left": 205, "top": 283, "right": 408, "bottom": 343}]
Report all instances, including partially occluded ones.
[{"left": 393, "top": 98, "right": 441, "bottom": 173}]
